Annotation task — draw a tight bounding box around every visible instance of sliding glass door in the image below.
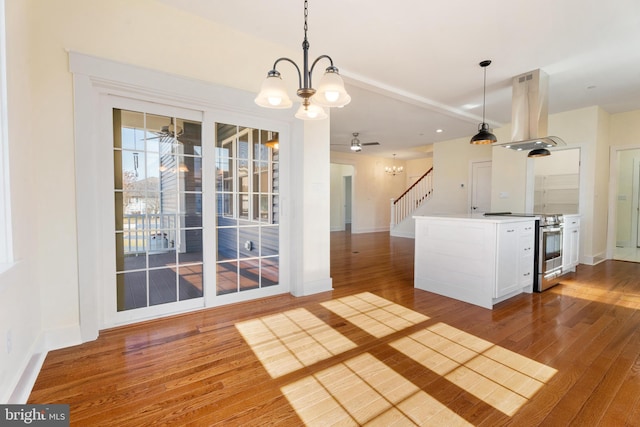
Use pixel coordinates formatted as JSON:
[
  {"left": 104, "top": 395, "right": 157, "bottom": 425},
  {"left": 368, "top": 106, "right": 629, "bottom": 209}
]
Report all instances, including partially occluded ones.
[{"left": 107, "top": 100, "right": 283, "bottom": 325}]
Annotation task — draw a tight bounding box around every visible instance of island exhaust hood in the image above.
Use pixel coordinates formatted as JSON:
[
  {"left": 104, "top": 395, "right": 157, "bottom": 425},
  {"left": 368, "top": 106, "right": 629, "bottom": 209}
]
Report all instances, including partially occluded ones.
[{"left": 496, "top": 69, "right": 566, "bottom": 154}]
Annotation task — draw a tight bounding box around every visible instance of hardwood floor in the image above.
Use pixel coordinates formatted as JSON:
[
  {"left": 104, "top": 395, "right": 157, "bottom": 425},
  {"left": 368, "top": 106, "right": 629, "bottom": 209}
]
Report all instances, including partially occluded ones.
[{"left": 29, "top": 230, "right": 640, "bottom": 426}]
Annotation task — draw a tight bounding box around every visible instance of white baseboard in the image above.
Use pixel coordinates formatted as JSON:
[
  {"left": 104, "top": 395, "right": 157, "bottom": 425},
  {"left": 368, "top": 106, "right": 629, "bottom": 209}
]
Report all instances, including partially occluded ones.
[
  {"left": 581, "top": 251, "right": 607, "bottom": 266},
  {"left": 390, "top": 229, "right": 415, "bottom": 239},
  {"left": 5, "top": 325, "right": 83, "bottom": 403},
  {"left": 8, "top": 351, "right": 48, "bottom": 404},
  {"left": 352, "top": 226, "right": 389, "bottom": 234}
]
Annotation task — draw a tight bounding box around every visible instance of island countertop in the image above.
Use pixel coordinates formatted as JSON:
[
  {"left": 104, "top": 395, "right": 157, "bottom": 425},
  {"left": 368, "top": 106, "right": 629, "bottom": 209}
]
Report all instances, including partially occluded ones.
[{"left": 414, "top": 213, "right": 539, "bottom": 223}]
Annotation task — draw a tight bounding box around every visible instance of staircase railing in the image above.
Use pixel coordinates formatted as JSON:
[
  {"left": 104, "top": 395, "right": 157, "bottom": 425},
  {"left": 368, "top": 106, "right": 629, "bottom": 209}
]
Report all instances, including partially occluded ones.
[{"left": 390, "top": 167, "right": 433, "bottom": 227}]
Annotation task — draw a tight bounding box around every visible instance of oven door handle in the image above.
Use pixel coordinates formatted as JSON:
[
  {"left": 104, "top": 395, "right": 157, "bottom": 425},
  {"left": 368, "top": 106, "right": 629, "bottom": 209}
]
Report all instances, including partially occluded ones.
[{"left": 541, "top": 227, "right": 562, "bottom": 233}]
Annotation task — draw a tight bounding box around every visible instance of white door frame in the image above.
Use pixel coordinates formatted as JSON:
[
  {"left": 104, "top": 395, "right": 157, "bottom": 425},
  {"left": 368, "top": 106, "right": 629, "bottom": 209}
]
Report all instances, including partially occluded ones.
[
  {"left": 343, "top": 174, "right": 353, "bottom": 228},
  {"left": 633, "top": 158, "right": 640, "bottom": 247},
  {"left": 607, "top": 144, "right": 640, "bottom": 259}
]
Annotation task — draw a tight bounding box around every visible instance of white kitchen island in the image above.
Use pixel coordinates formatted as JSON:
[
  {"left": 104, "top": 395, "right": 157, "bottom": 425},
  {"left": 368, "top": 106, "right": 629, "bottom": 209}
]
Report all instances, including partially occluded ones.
[{"left": 414, "top": 214, "right": 536, "bottom": 309}]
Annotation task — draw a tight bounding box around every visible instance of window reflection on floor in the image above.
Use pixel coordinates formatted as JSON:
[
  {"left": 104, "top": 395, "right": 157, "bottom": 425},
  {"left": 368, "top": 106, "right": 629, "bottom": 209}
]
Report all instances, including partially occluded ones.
[{"left": 236, "top": 292, "right": 557, "bottom": 425}]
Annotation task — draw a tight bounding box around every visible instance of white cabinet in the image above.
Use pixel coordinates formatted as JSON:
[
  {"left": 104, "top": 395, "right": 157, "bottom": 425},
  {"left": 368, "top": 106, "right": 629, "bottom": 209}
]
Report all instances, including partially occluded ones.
[
  {"left": 563, "top": 215, "right": 580, "bottom": 272},
  {"left": 414, "top": 215, "right": 535, "bottom": 309},
  {"left": 496, "top": 222, "right": 535, "bottom": 298}
]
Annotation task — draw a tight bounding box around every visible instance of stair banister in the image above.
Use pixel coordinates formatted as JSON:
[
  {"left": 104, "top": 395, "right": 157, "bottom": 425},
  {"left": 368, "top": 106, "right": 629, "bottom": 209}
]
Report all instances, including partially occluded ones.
[{"left": 390, "top": 167, "right": 433, "bottom": 227}]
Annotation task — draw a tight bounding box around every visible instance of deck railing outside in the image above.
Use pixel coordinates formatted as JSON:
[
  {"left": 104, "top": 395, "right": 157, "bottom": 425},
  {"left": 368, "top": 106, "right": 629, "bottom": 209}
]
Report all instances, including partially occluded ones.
[
  {"left": 390, "top": 167, "right": 433, "bottom": 227},
  {"left": 123, "top": 213, "right": 177, "bottom": 254}
]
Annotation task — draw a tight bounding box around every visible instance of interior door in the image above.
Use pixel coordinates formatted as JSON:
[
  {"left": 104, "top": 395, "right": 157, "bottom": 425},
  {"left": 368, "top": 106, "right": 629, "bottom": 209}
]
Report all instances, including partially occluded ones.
[{"left": 471, "top": 161, "right": 492, "bottom": 213}]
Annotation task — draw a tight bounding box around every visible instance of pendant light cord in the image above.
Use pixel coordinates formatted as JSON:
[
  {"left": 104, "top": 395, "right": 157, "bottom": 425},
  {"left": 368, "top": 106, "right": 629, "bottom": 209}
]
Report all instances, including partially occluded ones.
[{"left": 482, "top": 66, "right": 487, "bottom": 124}]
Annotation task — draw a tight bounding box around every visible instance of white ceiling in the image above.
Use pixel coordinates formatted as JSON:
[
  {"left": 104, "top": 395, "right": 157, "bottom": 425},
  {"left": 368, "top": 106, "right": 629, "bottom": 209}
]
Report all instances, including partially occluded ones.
[{"left": 159, "top": 0, "right": 640, "bottom": 159}]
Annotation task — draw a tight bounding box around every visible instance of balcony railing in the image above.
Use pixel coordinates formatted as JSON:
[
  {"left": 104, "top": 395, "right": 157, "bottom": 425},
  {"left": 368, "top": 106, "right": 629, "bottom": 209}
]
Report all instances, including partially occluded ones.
[{"left": 122, "top": 214, "right": 177, "bottom": 254}]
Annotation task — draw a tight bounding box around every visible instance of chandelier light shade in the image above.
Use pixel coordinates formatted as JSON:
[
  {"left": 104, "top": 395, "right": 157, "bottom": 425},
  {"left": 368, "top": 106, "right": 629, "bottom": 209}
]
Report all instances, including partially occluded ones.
[
  {"left": 470, "top": 60, "right": 498, "bottom": 145},
  {"left": 254, "top": 0, "right": 350, "bottom": 120},
  {"left": 295, "top": 101, "right": 327, "bottom": 120},
  {"left": 350, "top": 133, "right": 362, "bottom": 152},
  {"left": 254, "top": 71, "right": 293, "bottom": 109},
  {"left": 385, "top": 154, "right": 404, "bottom": 176}
]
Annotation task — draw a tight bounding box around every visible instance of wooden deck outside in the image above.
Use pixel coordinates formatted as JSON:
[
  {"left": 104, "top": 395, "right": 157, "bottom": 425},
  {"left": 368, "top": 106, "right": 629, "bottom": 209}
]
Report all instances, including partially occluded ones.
[{"left": 28, "top": 230, "right": 640, "bottom": 426}]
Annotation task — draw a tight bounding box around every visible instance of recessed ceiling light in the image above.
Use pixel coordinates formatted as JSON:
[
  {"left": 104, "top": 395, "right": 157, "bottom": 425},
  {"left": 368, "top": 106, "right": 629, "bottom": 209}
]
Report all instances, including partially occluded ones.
[
  {"left": 436, "top": 129, "right": 443, "bottom": 133},
  {"left": 535, "top": 141, "right": 542, "bottom": 144},
  {"left": 504, "top": 145, "right": 511, "bottom": 149},
  {"left": 517, "top": 148, "right": 523, "bottom": 151}
]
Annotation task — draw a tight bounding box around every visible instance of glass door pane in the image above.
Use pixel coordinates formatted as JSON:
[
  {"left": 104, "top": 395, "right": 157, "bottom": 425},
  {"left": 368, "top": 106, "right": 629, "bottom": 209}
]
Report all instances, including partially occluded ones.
[
  {"left": 114, "top": 109, "right": 203, "bottom": 312},
  {"left": 215, "top": 123, "right": 279, "bottom": 295}
]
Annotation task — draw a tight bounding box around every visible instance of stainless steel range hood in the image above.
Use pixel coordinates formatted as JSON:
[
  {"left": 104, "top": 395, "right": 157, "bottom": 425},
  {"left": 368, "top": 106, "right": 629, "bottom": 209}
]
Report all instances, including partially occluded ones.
[{"left": 496, "top": 69, "right": 566, "bottom": 152}]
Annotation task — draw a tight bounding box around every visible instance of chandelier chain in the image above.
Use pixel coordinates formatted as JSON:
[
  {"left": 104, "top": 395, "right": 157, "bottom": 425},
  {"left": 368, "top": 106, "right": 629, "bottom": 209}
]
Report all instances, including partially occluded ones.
[{"left": 304, "top": 0, "right": 308, "bottom": 40}]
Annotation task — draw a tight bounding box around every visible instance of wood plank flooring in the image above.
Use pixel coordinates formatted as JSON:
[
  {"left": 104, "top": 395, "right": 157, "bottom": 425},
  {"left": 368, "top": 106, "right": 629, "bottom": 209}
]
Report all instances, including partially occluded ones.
[{"left": 29, "top": 230, "right": 640, "bottom": 426}]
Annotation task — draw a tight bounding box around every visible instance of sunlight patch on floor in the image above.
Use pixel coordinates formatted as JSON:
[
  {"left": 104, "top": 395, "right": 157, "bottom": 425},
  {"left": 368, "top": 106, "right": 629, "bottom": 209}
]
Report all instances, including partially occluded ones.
[
  {"left": 390, "top": 322, "right": 557, "bottom": 416},
  {"left": 237, "top": 293, "right": 557, "bottom": 423},
  {"left": 321, "top": 292, "right": 430, "bottom": 338},
  {"left": 281, "top": 353, "right": 473, "bottom": 426},
  {"left": 235, "top": 307, "right": 357, "bottom": 378},
  {"left": 550, "top": 283, "right": 640, "bottom": 309}
]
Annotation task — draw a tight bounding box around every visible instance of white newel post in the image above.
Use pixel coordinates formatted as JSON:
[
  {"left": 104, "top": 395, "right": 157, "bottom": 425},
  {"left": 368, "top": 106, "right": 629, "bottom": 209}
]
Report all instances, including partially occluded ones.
[{"left": 390, "top": 198, "right": 396, "bottom": 227}]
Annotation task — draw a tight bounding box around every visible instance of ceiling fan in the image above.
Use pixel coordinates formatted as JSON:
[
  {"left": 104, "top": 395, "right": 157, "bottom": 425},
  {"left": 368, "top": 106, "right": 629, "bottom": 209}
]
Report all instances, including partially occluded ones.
[
  {"left": 331, "top": 132, "right": 380, "bottom": 152},
  {"left": 147, "top": 118, "right": 184, "bottom": 140}
]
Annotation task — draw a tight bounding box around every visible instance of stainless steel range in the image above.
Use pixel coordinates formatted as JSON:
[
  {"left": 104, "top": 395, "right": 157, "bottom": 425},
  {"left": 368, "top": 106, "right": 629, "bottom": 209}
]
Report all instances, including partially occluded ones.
[
  {"left": 537, "top": 213, "right": 564, "bottom": 292},
  {"left": 484, "top": 212, "right": 565, "bottom": 292}
]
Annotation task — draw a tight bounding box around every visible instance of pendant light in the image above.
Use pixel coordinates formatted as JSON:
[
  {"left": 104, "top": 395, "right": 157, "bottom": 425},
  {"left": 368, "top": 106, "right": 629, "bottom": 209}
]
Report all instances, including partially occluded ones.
[
  {"left": 470, "top": 60, "right": 497, "bottom": 145},
  {"left": 528, "top": 148, "right": 551, "bottom": 157},
  {"left": 255, "top": 0, "right": 350, "bottom": 120}
]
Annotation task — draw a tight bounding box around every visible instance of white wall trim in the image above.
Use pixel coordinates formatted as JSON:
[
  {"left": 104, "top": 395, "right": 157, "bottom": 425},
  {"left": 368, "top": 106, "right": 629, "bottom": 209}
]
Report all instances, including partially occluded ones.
[
  {"left": 581, "top": 252, "right": 607, "bottom": 266},
  {"left": 390, "top": 229, "right": 415, "bottom": 239},
  {"left": 6, "top": 351, "right": 47, "bottom": 404},
  {"left": 352, "top": 226, "right": 390, "bottom": 234}
]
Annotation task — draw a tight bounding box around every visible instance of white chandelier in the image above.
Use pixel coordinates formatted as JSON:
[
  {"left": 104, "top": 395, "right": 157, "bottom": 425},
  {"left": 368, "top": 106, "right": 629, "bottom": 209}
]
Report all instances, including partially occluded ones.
[
  {"left": 254, "top": 0, "right": 351, "bottom": 120},
  {"left": 385, "top": 154, "right": 404, "bottom": 176}
]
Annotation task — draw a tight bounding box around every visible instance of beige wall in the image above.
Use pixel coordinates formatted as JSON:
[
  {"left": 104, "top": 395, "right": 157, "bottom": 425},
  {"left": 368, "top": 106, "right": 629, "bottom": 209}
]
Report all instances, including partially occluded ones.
[
  {"left": 330, "top": 152, "right": 406, "bottom": 233},
  {"left": 405, "top": 157, "right": 432, "bottom": 188},
  {"left": 610, "top": 110, "right": 640, "bottom": 146},
  {"left": 0, "top": 0, "right": 41, "bottom": 403},
  {"left": 428, "top": 136, "right": 492, "bottom": 214}
]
